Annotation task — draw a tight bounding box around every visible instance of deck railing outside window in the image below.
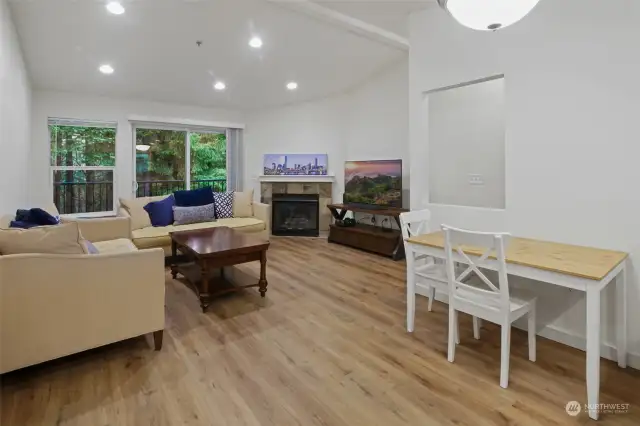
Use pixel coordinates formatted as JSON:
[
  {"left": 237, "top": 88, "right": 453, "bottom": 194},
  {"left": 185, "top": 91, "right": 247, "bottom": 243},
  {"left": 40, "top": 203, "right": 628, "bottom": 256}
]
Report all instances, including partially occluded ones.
[{"left": 54, "top": 179, "right": 226, "bottom": 215}]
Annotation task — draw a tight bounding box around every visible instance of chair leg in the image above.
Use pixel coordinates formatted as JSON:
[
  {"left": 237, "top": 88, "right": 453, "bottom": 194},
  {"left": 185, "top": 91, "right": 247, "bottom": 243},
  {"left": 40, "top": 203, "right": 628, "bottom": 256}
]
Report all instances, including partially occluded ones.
[
  {"left": 454, "top": 310, "right": 460, "bottom": 345},
  {"left": 528, "top": 302, "right": 537, "bottom": 362},
  {"left": 472, "top": 317, "right": 481, "bottom": 340},
  {"left": 427, "top": 285, "right": 435, "bottom": 312},
  {"left": 448, "top": 307, "right": 456, "bottom": 362},
  {"left": 153, "top": 330, "right": 163, "bottom": 351},
  {"left": 407, "top": 273, "right": 416, "bottom": 333},
  {"left": 500, "top": 323, "right": 511, "bottom": 388}
]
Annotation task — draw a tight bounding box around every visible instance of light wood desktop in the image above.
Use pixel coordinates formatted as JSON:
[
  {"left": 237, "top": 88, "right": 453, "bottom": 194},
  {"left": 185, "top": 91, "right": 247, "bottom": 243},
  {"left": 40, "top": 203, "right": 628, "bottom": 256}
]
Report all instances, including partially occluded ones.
[{"left": 407, "top": 231, "right": 629, "bottom": 421}]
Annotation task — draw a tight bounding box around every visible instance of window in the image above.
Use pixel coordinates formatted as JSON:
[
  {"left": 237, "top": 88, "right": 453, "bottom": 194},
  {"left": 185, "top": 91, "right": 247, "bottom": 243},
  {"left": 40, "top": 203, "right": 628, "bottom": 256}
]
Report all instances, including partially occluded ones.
[
  {"left": 49, "top": 119, "right": 117, "bottom": 216},
  {"left": 134, "top": 125, "right": 227, "bottom": 197}
]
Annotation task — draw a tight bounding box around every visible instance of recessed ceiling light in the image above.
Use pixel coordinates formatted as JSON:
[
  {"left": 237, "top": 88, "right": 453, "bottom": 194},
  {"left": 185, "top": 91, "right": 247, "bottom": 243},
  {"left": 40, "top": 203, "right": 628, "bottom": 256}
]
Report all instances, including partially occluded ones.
[
  {"left": 214, "top": 81, "right": 226, "bottom": 91},
  {"left": 286, "top": 82, "right": 298, "bottom": 90},
  {"left": 249, "top": 37, "right": 263, "bottom": 49},
  {"left": 99, "top": 64, "right": 114, "bottom": 74},
  {"left": 106, "top": 2, "right": 125, "bottom": 15}
]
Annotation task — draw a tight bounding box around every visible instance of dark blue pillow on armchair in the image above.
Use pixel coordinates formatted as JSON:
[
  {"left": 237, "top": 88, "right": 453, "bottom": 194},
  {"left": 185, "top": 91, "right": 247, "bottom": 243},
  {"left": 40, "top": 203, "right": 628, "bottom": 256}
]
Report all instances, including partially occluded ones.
[
  {"left": 144, "top": 195, "right": 175, "bottom": 227},
  {"left": 29, "top": 208, "right": 60, "bottom": 226},
  {"left": 173, "top": 187, "right": 214, "bottom": 207}
]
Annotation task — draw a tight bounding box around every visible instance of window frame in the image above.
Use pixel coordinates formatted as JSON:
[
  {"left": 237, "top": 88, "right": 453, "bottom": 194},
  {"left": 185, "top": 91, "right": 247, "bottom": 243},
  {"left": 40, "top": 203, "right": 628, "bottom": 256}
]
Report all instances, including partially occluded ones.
[{"left": 48, "top": 118, "right": 118, "bottom": 218}]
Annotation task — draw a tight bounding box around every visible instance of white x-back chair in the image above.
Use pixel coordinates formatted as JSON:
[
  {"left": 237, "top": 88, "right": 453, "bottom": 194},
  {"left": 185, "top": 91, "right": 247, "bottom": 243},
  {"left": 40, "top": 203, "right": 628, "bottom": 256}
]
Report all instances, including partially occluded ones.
[
  {"left": 400, "top": 210, "right": 478, "bottom": 342},
  {"left": 442, "top": 225, "right": 537, "bottom": 388}
]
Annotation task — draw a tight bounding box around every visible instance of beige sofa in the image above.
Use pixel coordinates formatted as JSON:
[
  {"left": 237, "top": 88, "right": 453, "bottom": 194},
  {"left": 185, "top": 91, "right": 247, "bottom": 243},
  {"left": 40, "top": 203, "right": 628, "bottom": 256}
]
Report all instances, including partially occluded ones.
[
  {"left": 0, "top": 213, "right": 165, "bottom": 374},
  {"left": 119, "top": 190, "right": 271, "bottom": 256}
]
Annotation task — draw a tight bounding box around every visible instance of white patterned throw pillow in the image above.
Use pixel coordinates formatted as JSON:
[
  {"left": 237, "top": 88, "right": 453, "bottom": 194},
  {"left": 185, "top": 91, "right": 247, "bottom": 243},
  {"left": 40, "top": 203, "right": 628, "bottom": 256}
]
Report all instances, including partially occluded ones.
[{"left": 213, "top": 192, "right": 234, "bottom": 219}]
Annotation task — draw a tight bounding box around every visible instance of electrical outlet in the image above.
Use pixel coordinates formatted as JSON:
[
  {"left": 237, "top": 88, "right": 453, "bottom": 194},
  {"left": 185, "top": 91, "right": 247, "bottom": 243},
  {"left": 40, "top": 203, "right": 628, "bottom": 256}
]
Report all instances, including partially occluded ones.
[{"left": 468, "top": 174, "right": 484, "bottom": 186}]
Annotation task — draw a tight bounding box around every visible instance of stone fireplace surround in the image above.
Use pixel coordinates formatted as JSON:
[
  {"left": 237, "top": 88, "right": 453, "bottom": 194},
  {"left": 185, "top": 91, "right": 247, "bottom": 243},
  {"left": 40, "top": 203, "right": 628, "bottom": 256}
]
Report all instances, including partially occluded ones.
[{"left": 260, "top": 180, "right": 333, "bottom": 232}]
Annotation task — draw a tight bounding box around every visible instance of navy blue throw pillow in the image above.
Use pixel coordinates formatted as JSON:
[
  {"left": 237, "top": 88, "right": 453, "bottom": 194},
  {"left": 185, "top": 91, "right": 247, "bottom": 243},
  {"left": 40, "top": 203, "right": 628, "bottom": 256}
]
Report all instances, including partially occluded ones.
[
  {"left": 15, "top": 209, "right": 31, "bottom": 222},
  {"left": 29, "top": 208, "right": 60, "bottom": 226},
  {"left": 10, "top": 220, "right": 40, "bottom": 229},
  {"left": 13, "top": 208, "right": 59, "bottom": 227},
  {"left": 173, "top": 187, "right": 214, "bottom": 207},
  {"left": 144, "top": 195, "right": 175, "bottom": 227}
]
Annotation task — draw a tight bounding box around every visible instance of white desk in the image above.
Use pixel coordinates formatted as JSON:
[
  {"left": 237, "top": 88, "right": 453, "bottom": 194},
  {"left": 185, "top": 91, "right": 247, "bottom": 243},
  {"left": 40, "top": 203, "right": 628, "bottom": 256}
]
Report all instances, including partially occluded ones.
[{"left": 406, "top": 232, "right": 629, "bottom": 421}]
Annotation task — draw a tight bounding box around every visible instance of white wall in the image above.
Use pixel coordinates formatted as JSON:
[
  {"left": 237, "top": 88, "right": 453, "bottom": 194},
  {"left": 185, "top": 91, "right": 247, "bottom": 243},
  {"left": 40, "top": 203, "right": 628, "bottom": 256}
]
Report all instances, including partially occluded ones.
[
  {"left": 244, "top": 59, "right": 408, "bottom": 204},
  {"left": 244, "top": 95, "right": 348, "bottom": 201},
  {"left": 344, "top": 61, "right": 409, "bottom": 207},
  {"left": 32, "top": 59, "right": 408, "bottom": 212},
  {"left": 0, "top": 0, "right": 31, "bottom": 215},
  {"left": 410, "top": 0, "right": 640, "bottom": 364},
  {"left": 30, "top": 91, "right": 244, "bottom": 207},
  {"left": 428, "top": 77, "right": 505, "bottom": 209}
]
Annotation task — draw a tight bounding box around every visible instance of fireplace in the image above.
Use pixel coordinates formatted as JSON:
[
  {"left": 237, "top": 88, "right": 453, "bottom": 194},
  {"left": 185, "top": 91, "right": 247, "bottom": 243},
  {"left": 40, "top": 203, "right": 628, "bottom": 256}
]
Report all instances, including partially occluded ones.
[{"left": 272, "top": 193, "right": 319, "bottom": 237}]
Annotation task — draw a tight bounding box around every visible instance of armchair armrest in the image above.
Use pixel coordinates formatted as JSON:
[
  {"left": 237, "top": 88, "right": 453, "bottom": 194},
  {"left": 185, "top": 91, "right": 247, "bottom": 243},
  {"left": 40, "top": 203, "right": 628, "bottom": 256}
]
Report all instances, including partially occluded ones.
[
  {"left": 62, "top": 217, "right": 132, "bottom": 242},
  {"left": 253, "top": 202, "right": 271, "bottom": 234},
  {"left": 0, "top": 215, "right": 12, "bottom": 229}
]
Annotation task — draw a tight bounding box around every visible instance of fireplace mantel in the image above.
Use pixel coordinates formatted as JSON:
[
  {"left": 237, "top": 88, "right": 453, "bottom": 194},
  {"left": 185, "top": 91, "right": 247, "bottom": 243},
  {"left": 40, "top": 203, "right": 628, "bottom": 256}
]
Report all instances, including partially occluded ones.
[{"left": 258, "top": 175, "right": 335, "bottom": 183}]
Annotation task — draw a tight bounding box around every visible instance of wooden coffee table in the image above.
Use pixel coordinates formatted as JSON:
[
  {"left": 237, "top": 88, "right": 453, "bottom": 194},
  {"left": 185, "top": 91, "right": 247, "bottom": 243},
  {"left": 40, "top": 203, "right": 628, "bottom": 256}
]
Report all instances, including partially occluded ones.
[{"left": 169, "top": 227, "right": 270, "bottom": 312}]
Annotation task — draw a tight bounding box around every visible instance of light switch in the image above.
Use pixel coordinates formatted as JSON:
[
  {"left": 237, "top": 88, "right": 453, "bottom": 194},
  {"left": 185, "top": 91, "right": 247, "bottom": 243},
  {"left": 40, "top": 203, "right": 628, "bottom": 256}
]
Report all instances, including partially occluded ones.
[{"left": 468, "top": 174, "right": 484, "bottom": 186}]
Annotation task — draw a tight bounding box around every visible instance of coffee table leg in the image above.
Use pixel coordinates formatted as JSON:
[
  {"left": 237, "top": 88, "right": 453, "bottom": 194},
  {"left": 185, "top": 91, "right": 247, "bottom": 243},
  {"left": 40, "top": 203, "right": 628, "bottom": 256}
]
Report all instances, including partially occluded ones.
[
  {"left": 259, "top": 250, "right": 268, "bottom": 298},
  {"left": 170, "top": 265, "right": 178, "bottom": 280},
  {"left": 199, "top": 262, "right": 211, "bottom": 313}
]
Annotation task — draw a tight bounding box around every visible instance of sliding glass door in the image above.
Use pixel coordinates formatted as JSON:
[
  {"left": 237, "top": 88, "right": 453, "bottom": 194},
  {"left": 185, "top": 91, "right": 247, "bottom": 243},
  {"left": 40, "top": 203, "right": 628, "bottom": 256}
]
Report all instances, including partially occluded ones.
[
  {"left": 190, "top": 131, "right": 227, "bottom": 193},
  {"left": 133, "top": 125, "right": 227, "bottom": 197},
  {"left": 135, "top": 128, "right": 187, "bottom": 197}
]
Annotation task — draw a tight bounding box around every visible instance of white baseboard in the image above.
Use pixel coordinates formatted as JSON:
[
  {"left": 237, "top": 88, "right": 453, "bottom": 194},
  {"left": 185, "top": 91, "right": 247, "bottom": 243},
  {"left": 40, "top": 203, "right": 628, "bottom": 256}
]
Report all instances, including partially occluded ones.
[{"left": 414, "top": 286, "right": 640, "bottom": 370}]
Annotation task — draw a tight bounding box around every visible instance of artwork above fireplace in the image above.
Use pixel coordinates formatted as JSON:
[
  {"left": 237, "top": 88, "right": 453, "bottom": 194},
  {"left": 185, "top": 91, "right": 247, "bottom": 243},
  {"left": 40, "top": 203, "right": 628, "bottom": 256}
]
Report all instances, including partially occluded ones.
[{"left": 263, "top": 154, "right": 328, "bottom": 176}]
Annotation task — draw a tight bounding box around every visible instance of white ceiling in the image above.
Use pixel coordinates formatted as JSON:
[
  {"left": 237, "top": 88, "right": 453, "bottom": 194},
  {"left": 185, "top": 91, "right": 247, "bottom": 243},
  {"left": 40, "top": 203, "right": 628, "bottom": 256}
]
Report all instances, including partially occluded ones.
[
  {"left": 310, "top": 0, "right": 434, "bottom": 38},
  {"left": 9, "top": 0, "right": 409, "bottom": 110}
]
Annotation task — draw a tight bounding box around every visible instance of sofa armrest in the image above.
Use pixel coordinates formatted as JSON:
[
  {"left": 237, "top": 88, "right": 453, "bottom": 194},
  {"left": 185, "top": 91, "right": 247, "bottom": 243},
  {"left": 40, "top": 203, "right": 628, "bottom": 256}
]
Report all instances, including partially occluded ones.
[
  {"left": 0, "top": 248, "right": 165, "bottom": 373},
  {"left": 62, "top": 216, "right": 132, "bottom": 242},
  {"left": 253, "top": 202, "right": 271, "bottom": 234},
  {"left": 118, "top": 207, "right": 130, "bottom": 218}
]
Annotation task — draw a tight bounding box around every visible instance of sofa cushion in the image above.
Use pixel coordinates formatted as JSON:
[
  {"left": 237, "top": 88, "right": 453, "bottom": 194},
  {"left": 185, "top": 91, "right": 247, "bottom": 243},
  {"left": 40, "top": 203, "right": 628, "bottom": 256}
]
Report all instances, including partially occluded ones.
[
  {"left": 144, "top": 195, "right": 175, "bottom": 227},
  {"left": 131, "top": 218, "right": 266, "bottom": 249},
  {"left": 233, "top": 190, "right": 254, "bottom": 218},
  {"left": 213, "top": 192, "right": 234, "bottom": 218},
  {"left": 0, "top": 222, "right": 87, "bottom": 255},
  {"left": 174, "top": 187, "right": 214, "bottom": 207},
  {"left": 93, "top": 238, "right": 139, "bottom": 254},
  {"left": 119, "top": 195, "right": 168, "bottom": 230},
  {"left": 173, "top": 203, "right": 216, "bottom": 225},
  {"left": 214, "top": 218, "right": 265, "bottom": 233}
]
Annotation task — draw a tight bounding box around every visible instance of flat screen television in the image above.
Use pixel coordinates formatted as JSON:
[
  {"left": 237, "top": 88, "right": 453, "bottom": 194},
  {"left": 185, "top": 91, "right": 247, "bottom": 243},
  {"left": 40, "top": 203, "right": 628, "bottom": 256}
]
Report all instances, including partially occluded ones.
[{"left": 344, "top": 160, "right": 403, "bottom": 209}]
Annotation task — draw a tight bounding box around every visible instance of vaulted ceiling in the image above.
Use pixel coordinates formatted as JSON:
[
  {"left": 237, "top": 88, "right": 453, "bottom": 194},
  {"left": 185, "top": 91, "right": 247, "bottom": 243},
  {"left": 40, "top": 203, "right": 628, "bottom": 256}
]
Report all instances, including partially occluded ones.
[{"left": 9, "top": 0, "right": 430, "bottom": 110}]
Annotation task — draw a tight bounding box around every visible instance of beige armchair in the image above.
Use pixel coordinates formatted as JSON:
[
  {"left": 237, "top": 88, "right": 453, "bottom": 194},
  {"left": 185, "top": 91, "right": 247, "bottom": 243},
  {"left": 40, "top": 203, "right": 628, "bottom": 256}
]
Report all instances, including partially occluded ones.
[{"left": 0, "top": 217, "right": 166, "bottom": 374}]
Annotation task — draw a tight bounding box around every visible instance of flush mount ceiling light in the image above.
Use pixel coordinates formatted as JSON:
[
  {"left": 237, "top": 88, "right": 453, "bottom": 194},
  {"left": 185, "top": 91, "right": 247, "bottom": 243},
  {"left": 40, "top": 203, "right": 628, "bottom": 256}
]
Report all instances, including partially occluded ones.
[
  {"left": 106, "top": 1, "right": 125, "bottom": 15},
  {"left": 136, "top": 144, "right": 151, "bottom": 152},
  {"left": 99, "top": 64, "right": 114, "bottom": 74},
  {"left": 249, "top": 37, "right": 263, "bottom": 49},
  {"left": 286, "top": 82, "right": 298, "bottom": 90},
  {"left": 214, "top": 81, "right": 226, "bottom": 91},
  {"left": 437, "top": 0, "right": 540, "bottom": 31}
]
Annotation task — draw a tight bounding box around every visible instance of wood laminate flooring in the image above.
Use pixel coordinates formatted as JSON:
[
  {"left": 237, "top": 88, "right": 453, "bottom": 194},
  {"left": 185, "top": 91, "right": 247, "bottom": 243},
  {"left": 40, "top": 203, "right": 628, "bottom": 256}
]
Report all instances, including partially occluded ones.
[{"left": 1, "top": 237, "right": 639, "bottom": 425}]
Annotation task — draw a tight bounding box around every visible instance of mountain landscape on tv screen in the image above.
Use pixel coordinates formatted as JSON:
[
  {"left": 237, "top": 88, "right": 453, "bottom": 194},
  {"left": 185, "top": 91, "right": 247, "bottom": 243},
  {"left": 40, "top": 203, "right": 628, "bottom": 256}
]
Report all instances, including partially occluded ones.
[{"left": 344, "top": 161, "right": 402, "bottom": 207}]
